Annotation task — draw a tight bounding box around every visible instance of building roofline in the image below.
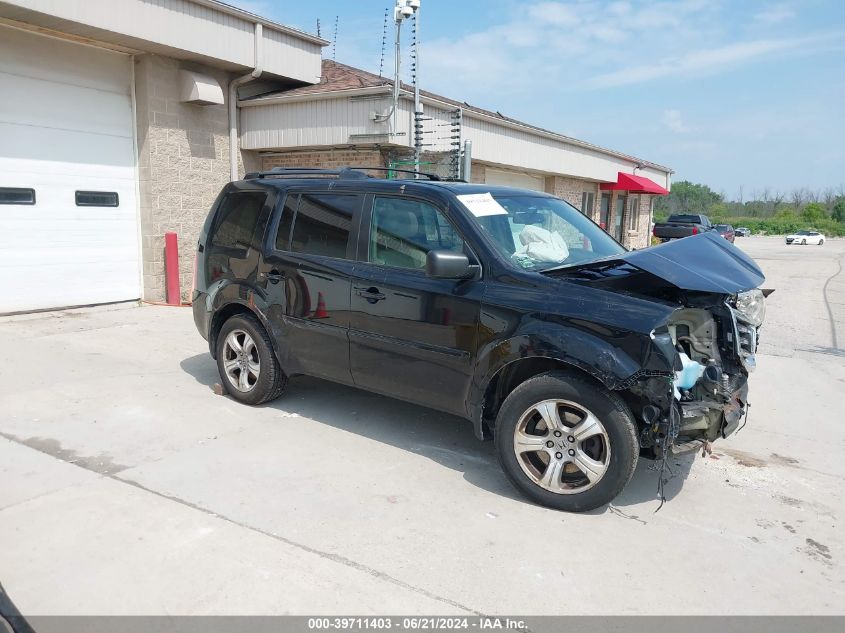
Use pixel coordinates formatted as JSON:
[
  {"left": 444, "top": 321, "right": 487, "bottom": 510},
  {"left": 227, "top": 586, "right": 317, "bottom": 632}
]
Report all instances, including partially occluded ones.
[
  {"left": 193, "top": 0, "right": 329, "bottom": 46},
  {"left": 242, "top": 84, "right": 674, "bottom": 175}
]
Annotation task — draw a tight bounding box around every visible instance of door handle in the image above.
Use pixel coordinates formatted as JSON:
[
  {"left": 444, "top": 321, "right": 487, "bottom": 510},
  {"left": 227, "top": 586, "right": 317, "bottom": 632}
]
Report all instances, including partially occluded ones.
[
  {"left": 266, "top": 269, "right": 285, "bottom": 284},
  {"left": 355, "top": 286, "right": 386, "bottom": 303}
]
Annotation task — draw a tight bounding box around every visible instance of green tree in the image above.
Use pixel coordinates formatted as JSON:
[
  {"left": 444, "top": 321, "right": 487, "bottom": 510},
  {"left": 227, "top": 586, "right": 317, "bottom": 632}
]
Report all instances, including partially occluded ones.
[
  {"left": 802, "top": 202, "right": 827, "bottom": 223},
  {"left": 654, "top": 181, "right": 723, "bottom": 215},
  {"left": 832, "top": 199, "right": 845, "bottom": 223}
]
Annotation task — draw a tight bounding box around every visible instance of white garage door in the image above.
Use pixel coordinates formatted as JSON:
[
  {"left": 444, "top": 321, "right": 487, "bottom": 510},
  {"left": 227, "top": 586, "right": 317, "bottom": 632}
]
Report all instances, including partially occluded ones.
[
  {"left": 485, "top": 168, "right": 546, "bottom": 192},
  {"left": 0, "top": 26, "right": 139, "bottom": 313}
]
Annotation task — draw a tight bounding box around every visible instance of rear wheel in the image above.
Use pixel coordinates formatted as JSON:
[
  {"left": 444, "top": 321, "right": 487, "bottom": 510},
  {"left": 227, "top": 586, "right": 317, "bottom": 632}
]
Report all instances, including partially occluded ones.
[
  {"left": 495, "top": 371, "right": 638, "bottom": 512},
  {"left": 216, "top": 314, "right": 287, "bottom": 405}
]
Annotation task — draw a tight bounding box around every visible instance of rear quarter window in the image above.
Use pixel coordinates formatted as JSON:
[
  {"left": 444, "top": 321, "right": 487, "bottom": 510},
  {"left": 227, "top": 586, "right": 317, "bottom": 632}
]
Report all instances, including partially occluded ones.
[{"left": 211, "top": 191, "right": 267, "bottom": 250}]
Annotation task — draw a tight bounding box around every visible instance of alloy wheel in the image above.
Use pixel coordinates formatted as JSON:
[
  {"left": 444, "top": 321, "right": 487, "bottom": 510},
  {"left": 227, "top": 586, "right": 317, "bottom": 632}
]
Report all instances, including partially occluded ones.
[
  {"left": 513, "top": 399, "right": 611, "bottom": 494},
  {"left": 222, "top": 329, "right": 260, "bottom": 392}
]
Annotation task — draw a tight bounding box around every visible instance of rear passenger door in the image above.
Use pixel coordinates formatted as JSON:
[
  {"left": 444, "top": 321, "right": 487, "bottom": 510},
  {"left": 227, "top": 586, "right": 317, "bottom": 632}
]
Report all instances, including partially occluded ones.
[
  {"left": 260, "top": 190, "right": 364, "bottom": 385},
  {"left": 349, "top": 194, "right": 483, "bottom": 417}
]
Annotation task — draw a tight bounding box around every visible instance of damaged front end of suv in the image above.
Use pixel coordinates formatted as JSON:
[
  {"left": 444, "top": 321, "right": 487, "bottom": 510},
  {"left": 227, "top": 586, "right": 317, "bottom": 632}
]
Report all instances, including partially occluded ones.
[{"left": 549, "top": 232, "right": 769, "bottom": 462}]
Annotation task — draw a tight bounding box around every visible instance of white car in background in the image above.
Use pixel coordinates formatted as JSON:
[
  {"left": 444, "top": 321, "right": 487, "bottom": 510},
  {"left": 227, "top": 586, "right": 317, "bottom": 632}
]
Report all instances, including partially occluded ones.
[{"left": 785, "top": 230, "right": 825, "bottom": 245}]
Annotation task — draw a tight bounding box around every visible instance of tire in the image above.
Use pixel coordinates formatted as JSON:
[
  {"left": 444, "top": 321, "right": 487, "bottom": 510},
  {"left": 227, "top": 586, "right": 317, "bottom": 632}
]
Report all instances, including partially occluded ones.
[
  {"left": 494, "top": 371, "right": 638, "bottom": 512},
  {"left": 215, "top": 314, "right": 287, "bottom": 405},
  {"left": 819, "top": 239, "right": 824, "bottom": 246},
  {"left": 801, "top": 239, "right": 807, "bottom": 245}
]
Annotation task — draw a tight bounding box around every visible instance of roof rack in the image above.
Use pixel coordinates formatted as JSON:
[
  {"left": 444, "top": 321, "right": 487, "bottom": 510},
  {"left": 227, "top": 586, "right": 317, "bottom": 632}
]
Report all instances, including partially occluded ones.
[{"left": 243, "top": 166, "right": 441, "bottom": 181}]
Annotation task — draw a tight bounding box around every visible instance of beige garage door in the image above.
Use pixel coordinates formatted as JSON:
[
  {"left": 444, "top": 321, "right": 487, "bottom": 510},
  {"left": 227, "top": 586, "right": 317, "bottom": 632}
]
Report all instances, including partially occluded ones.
[{"left": 485, "top": 168, "right": 546, "bottom": 192}]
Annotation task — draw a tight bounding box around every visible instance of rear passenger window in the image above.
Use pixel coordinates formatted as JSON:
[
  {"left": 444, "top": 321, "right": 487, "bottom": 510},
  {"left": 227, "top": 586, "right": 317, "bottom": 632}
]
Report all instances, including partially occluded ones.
[
  {"left": 212, "top": 191, "right": 267, "bottom": 250},
  {"left": 289, "top": 193, "right": 360, "bottom": 259}
]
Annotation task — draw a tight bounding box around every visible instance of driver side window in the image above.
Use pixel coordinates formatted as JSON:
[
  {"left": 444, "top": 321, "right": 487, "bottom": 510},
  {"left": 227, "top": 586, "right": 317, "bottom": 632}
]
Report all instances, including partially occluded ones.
[{"left": 369, "top": 197, "right": 465, "bottom": 270}]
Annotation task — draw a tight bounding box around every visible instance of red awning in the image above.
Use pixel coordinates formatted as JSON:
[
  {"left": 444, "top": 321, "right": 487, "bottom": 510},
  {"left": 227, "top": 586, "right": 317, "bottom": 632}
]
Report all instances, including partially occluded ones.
[{"left": 600, "top": 172, "right": 669, "bottom": 195}]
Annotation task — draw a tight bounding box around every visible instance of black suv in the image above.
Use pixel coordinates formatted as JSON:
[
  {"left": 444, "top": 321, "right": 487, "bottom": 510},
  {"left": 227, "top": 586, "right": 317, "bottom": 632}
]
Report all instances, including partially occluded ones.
[{"left": 193, "top": 167, "right": 768, "bottom": 512}]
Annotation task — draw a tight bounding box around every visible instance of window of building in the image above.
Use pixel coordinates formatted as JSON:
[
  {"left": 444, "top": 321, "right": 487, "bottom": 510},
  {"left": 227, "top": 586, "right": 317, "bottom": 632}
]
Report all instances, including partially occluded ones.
[
  {"left": 75, "top": 191, "right": 119, "bottom": 207},
  {"left": 580, "top": 191, "right": 595, "bottom": 217},
  {"left": 370, "top": 196, "right": 465, "bottom": 270},
  {"left": 211, "top": 191, "right": 266, "bottom": 250},
  {"left": 289, "top": 193, "right": 360, "bottom": 259},
  {"left": 0, "top": 187, "right": 36, "bottom": 205},
  {"left": 628, "top": 195, "right": 639, "bottom": 231}
]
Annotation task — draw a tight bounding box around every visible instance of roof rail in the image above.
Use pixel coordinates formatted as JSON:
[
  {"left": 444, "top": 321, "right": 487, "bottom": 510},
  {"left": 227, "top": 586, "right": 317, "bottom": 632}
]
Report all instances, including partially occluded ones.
[
  {"left": 242, "top": 166, "right": 441, "bottom": 181},
  {"left": 344, "top": 167, "right": 441, "bottom": 181}
]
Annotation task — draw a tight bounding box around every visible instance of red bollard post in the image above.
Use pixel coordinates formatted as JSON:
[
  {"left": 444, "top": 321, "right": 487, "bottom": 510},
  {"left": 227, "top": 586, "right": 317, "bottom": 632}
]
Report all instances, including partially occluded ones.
[{"left": 165, "top": 231, "right": 181, "bottom": 305}]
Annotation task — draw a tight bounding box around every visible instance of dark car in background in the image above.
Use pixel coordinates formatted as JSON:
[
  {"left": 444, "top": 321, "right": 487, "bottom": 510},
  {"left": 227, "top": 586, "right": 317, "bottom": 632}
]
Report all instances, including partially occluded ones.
[
  {"left": 652, "top": 213, "right": 714, "bottom": 242},
  {"left": 715, "top": 224, "right": 736, "bottom": 243},
  {"left": 192, "top": 167, "right": 768, "bottom": 512}
]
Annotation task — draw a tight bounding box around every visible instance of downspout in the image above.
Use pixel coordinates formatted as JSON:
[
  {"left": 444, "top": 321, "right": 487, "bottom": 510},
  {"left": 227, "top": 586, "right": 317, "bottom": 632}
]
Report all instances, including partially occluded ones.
[{"left": 229, "top": 22, "right": 263, "bottom": 181}]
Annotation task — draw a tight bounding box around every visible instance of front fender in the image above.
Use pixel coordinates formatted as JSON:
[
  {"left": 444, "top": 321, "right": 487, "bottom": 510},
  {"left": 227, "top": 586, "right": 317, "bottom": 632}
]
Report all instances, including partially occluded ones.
[{"left": 467, "top": 315, "right": 677, "bottom": 438}]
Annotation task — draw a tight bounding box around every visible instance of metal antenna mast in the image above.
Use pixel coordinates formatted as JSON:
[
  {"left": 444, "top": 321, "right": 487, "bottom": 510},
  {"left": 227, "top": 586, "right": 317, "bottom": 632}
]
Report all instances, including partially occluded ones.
[
  {"left": 379, "top": 8, "right": 388, "bottom": 77},
  {"left": 411, "top": 10, "right": 422, "bottom": 175},
  {"left": 390, "top": 1, "right": 420, "bottom": 156},
  {"left": 332, "top": 15, "right": 338, "bottom": 60}
]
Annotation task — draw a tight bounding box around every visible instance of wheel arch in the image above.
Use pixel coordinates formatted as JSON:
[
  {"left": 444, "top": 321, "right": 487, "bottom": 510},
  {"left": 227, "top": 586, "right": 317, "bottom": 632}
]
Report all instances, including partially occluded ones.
[
  {"left": 474, "top": 355, "right": 615, "bottom": 440},
  {"left": 209, "top": 301, "right": 272, "bottom": 360}
]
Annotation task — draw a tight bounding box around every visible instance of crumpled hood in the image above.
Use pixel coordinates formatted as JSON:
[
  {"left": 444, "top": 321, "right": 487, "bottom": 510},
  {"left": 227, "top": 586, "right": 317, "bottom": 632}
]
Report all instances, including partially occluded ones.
[{"left": 618, "top": 231, "right": 764, "bottom": 293}]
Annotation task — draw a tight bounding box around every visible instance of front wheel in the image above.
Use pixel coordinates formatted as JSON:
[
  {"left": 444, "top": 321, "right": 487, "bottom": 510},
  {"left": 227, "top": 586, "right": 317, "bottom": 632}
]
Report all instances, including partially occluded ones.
[
  {"left": 495, "top": 371, "right": 638, "bottom": 512},
  {"left": 801, "top": 239, "right": 807, "bottom": 245},
  {"left": 819, "top": 239, "right": 825, "bottom": 246}
]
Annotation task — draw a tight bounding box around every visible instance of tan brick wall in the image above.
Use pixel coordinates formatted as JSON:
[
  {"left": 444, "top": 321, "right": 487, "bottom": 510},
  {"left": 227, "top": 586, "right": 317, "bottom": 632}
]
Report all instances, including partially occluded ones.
[
  {"left": 135, "top": 54, "right": 236, "bottom": 302},
  {"left": 261, "top": 149, "right": 386, "bottom": 171},
  {"left": 544, "top": 176, "right": 601, "bottom": 223},
  {"left": 470, "top": 163, "right": 487, "bottom": 184}
]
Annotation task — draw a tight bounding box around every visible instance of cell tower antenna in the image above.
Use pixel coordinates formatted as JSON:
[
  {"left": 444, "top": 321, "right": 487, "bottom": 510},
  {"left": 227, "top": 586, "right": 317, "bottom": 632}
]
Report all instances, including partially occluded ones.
[{"left": 316, "top": 18, "right": 321, "bottom": 38}]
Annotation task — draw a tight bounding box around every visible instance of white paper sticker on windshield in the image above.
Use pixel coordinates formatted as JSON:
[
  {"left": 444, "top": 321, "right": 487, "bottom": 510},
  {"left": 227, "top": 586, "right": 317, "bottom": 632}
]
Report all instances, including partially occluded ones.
[{"left": 457, "top": 192, "right": 508, "bottom": 217}]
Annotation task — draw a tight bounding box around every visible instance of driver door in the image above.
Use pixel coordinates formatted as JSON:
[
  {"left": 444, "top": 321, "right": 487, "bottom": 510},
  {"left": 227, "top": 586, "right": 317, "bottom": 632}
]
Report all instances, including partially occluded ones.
[{"left": 349, "top": 194, "right": 483, "bottom": 417}]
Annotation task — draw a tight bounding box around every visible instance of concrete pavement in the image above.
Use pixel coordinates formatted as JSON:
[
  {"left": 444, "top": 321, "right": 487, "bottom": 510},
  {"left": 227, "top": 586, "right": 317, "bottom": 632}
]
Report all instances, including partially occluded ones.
[{"left": 1, "top": 236, "right": 843, "bottom": 615}]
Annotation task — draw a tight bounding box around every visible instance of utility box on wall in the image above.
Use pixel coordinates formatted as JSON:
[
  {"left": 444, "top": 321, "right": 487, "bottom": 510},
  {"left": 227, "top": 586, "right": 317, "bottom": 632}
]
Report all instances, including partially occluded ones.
[{"left": 178, "top": 70, "right": 224, "bottom": 105}]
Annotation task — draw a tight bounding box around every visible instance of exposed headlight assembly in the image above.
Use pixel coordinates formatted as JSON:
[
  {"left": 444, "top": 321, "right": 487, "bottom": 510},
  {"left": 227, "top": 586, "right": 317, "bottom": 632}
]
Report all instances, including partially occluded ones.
[{"left": 734, "top": 288, "right": 766, "bottom": 327}]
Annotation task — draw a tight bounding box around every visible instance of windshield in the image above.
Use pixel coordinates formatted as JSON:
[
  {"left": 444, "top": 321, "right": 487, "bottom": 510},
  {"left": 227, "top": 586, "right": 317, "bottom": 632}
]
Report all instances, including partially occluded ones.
[
  {"left": 465, "top": 195, "right": 626, "bottom": 271},
  {"left": 716, "top": 225, "right": 731, "bottom": 231}
]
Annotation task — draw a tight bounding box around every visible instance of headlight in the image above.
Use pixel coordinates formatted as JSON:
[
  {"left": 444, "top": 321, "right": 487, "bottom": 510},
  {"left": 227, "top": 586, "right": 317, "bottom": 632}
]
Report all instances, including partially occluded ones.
[{"left": 735, "top": 288, "right": 766, "bottom": 326}]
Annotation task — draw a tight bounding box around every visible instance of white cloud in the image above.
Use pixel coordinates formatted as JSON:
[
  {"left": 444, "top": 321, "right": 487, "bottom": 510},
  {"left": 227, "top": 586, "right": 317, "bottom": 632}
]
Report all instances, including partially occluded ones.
[
  {"left": 663, "top": 109, "right": 689, "bottom": 133},
  {"left": 585, "top": 34, "right": 837, "bottom": 89},
  {"left": 754, "top": 4, "right": 795, "bottom": 25}
]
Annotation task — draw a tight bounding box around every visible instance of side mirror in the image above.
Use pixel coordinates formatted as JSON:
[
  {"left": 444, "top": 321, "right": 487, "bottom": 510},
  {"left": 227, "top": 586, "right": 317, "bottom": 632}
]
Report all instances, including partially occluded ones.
[{"left": 426, "top": 250, "right": 472, "bottom": 279}]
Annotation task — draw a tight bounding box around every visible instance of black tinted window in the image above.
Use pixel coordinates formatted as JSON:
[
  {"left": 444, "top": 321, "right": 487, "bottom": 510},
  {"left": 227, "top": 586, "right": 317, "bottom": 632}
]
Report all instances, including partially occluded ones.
[
  {"left": 290, "top": 193, "right": 360, "bottom": 258},
  {"left": 370, "top": 197, "right": 465, "bottom": 270},
  {"left": 274, "top": 194, "right": 298, "bottom": 251},
  {"left": 668, "top": 214, "right": 702, "bottom": 223},
  {"left": 0, "top": 187, "right": 35, "bottom": 205},
  {"left": 211, "top": 191, "right": 266, "bottom": 250},
  {"left": 76, "top": 191, "right": 119, "bottom": 207}
]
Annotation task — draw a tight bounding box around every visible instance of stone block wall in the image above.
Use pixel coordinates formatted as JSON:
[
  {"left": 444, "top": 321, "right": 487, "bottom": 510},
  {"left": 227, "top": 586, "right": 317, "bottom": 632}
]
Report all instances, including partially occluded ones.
[{"left": 134, "top": 54, "right": 237, "bottom": 302}]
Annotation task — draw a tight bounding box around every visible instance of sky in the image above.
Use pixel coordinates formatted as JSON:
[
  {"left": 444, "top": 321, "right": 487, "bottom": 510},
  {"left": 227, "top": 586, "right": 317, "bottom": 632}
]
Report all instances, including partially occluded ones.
[{"left": 232, "top": 0, "right": 845, "bottom": 199}]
